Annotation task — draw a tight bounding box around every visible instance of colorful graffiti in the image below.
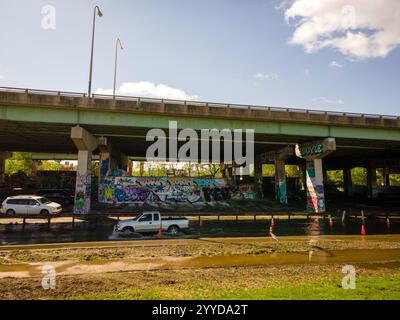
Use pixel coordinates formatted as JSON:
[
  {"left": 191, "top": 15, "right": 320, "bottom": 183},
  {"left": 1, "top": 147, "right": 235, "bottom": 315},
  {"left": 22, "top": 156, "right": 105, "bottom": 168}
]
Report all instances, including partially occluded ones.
[
  {"left": 35, "top": 171, "right": 76, "bottom": 189},
  {"left": 99, "top": 176, "right": 256, "bottom": 205},
  {"left": 277, "top": 181, "right": 288, "bottom": 205},
  {"left": 74, "top": 152, "right": 92, "bottom": 215},
  {"left": 74, "top": 172, "right": 92, "bottom": 214},
  {"left": 238, "top": 184, "right": 257, "bottom": 200},
  {"left": 306, "top": 160, "right": 325, "bottom": 213}
]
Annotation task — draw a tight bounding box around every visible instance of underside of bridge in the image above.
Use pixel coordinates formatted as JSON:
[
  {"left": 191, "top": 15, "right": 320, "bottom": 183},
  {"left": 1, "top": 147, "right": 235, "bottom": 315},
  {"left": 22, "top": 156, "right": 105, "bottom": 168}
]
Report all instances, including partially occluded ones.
[{"left": 1, "top": 89, "right": 400, "bottom": 214}]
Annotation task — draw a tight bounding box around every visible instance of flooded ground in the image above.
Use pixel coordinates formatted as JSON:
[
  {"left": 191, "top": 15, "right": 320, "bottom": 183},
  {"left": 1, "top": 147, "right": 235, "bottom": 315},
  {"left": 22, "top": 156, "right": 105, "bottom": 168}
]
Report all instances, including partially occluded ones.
[
  {"left": 1, "top": 233, "right": 400, "bottom": 299},
  {"left": 1, "top": 248, "right": 400, "bottom": 279},
  {"left": 0, "top": 216, "right": 399, "bottom": 246}
]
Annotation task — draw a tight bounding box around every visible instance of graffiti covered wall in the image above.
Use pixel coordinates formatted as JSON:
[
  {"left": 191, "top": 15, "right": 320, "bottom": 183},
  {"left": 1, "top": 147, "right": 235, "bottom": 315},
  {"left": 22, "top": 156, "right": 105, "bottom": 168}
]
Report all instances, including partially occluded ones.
[{"left": 99, "top": 176, "right": 256, "bottom": 205}]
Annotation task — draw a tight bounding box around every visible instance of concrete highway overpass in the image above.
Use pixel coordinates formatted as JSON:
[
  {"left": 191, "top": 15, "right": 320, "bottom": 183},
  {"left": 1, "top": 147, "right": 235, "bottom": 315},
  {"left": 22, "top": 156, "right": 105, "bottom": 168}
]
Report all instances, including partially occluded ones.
[{"left": 1, "top": 87, "right": 400, "bottom": 214}]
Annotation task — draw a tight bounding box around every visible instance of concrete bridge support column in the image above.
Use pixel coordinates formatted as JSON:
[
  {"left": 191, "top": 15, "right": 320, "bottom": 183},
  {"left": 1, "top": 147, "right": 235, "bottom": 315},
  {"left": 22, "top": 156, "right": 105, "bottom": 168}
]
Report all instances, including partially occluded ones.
[
  {"left": 75, "top": 150, "right": 93, "bottom": 214},
  {"left": 71, "top": 126, "right": 98, "bottom": 214},
  {"left": 231, "top": 161, "right": 239, "bottom": 186},
  {"left": 367, "top": 163, "right": 378, "bottom": 199},
  {"left": 305, "top": 159, "right": 325, "bottom": 213},
  {"left": 383, "top": 168, "right": 390, "bottom": 187},
  {"left": 127, "top": 160, "right": 133, "bottom": 176},
  {"left": 300, "top": 162, "right": 306, "bottom": 191},
  {"left": 262, "top": 147, "right": 293, "bottom": 204},
  {"left": 254, "top": 155, "right": 264, "bottom": 198},
  {"left": 98, "top": 137, "right": 128, "bottom": 175},
  {"left": 0, "top": 151, "right": 12, "bottom": 186},
  {"left": 343, "top": 167, "right": 353, "bottom": 196},
  {"left": 296, "top": 138, "right": 336, "bottom": 214},
  {"left": 275, "top": 159, "right": 287, "bottom": 204}
]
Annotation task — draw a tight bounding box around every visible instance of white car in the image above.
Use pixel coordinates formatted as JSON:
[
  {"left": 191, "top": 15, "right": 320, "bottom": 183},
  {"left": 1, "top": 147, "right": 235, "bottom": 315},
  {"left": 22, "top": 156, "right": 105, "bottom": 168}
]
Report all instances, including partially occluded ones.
[
  {"left": 0, "top": 195, "right": 62, "bottom": 215},
  {"left": 115, "top": 211, "right": 189, "bottom": 235}
]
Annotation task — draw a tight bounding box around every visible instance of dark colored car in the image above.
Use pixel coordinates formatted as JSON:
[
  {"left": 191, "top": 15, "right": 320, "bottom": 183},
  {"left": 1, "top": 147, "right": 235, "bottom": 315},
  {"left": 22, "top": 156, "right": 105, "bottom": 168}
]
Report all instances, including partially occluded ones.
[{"left": 36, "top": 189, "right": 75, "bottom": 206}]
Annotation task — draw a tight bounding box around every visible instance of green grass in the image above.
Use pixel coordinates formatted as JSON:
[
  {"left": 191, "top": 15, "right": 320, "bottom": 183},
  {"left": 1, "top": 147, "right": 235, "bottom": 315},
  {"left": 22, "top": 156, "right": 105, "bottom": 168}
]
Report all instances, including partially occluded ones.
[{"left": 75, "top": 274, "right": 400, "bottom": 300}]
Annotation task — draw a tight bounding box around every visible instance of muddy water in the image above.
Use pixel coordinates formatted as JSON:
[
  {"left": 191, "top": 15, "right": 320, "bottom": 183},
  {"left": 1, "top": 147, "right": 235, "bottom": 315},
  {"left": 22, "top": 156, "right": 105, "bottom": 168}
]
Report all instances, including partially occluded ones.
[
  {"left": 1, "top": 248, "right": 400, "bottom": 279},
  {"left": 1, "top": 217, "right": 399, "bottom": 246}
]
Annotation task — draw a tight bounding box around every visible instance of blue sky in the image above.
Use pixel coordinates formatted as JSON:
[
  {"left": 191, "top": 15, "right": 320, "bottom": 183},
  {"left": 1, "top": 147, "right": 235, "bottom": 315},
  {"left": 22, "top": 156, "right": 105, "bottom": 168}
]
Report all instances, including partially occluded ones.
[{"left": 0, "top": 0, "right": 399, "bottom": 115}]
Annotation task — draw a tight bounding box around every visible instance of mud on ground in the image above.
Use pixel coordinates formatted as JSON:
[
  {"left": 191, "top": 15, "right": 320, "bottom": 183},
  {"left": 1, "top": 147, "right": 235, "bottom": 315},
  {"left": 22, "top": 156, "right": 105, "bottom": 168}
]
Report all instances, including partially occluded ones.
[{"left": 1, "top": 235, "right": 400, "bottom": 300}]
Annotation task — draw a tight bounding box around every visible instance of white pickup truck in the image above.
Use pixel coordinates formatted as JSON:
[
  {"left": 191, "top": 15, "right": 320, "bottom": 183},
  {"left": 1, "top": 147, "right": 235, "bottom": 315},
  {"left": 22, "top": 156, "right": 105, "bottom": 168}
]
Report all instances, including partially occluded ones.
[{"left": 114, "top": 211, "right": 189, "bottom": 235}]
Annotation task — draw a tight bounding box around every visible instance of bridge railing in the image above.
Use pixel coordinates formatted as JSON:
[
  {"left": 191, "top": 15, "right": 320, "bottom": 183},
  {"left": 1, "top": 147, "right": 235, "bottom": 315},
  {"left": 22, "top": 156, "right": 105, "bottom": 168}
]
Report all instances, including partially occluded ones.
[{"left": 0, "top": 86, "right": 399, "bottom": 120}]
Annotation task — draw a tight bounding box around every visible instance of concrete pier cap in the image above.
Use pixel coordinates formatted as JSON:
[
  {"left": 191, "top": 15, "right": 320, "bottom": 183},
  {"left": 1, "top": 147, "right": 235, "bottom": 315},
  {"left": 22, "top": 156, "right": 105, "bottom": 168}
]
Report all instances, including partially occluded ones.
[
  {"left": 295, "top": 138, "right": 336, "bottom": 160},
  {"left": 70, "top": 126, "right": 98, "bottom": 152}
]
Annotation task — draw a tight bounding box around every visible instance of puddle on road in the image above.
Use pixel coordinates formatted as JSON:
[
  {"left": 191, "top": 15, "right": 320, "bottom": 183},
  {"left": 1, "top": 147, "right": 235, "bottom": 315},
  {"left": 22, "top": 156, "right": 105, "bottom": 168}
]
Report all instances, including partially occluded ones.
[{"left": 1, "top": 248, "right": 400, "bottom": 279}]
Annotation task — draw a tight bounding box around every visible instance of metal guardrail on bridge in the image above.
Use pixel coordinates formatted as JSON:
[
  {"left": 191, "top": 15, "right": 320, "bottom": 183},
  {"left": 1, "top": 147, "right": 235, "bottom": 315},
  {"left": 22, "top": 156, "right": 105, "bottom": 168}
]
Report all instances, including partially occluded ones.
[{"left": 1, "top": 86, "right": 399, "bottom": 121}]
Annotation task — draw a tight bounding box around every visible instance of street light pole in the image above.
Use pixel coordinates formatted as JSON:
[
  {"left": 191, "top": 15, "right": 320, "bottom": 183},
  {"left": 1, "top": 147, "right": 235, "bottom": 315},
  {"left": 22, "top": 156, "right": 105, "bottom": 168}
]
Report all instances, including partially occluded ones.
[
  {"left": 113, "top": 38, "right": 124, "bottom": 98},
  {"left": 88, "top": 5, "right": 103, "bottom": 98}
]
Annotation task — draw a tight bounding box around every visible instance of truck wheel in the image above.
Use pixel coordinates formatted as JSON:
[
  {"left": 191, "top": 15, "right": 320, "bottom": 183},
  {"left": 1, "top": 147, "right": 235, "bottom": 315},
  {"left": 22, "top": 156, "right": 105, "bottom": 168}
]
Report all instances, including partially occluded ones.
[
  {"left": 40, "top": 209, "right": 50, "bottom": 215},
  {"left": 168, "top": 225, "right": 180, "bottom": 235},
  {"left": 6, "top": 209, "right": 15, "bottom": 215},
  {"left": 122, "top": 226, "right": 134, "bottom": 234}
]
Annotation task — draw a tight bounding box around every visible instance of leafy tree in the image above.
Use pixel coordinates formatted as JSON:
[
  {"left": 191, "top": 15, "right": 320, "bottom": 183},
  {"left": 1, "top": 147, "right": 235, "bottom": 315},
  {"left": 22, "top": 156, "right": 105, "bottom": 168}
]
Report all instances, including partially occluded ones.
[
  {"left": 38, "top": 161, "right": 61, "bottom": 171},
  {"left": 390, "top": 174, "right": 400, "bottom": 186},
  {"left": 5, "top": 152, "right": 35, "bottom": 175},
  {"left": 261, "top": 164, "right": 301, "bottom": 177},
  {"left": 351, "top": 167, "right": 367, "bottom": 185},
  {"left": 262, "top": 164, "right": 274, "bottom": 177},
  {"left": 326, "top": 170, "right": 343, "bottom": 185}
]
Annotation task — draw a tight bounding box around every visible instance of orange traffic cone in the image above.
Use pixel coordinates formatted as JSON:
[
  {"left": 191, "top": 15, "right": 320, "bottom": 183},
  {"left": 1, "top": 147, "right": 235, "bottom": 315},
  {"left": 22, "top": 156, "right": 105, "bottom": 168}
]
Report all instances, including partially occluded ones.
[
  {"left": 158, "top": 227, "right": 162, "bottom": 239},
  {"left": 271, "top": 218, "right": 275, "bottom": 228},
  {"left": 361, "top": 224, "right": 366, "bottom": 236},
  {"left": 329, "top": 215, "right": 333, "bottom": 228},
  {"left": 387, "top": 217, "right": 391, "bottom": 230}
]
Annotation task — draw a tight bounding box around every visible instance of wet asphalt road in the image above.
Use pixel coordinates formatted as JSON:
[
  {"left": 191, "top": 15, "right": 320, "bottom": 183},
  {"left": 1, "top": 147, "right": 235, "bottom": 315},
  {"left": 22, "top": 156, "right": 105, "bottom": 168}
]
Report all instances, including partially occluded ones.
[{"left": 1, "top": 217, "right": 399, "bottom": 246}]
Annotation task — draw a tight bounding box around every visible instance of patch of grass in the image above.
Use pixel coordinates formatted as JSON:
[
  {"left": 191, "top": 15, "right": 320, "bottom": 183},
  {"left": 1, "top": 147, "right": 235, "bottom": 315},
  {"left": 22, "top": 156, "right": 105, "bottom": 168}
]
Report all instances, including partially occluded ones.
[
  {"left": 77, "top": 288, "right": 164, "bottom": 300},
  {"left": 78, "top": 251, "right": 127, "bottom": 261},
  {"left": 224, "top": 275, "right": 400, "bottom": 300},
  {"left": 7, "top": 250, "right": 35, "bottom": 263},
  {"left": 243, "top": 247, "right": 272, "bottom": 255},
  {"left": 72, "top": 274, "right": 400, "bottom": 300}
]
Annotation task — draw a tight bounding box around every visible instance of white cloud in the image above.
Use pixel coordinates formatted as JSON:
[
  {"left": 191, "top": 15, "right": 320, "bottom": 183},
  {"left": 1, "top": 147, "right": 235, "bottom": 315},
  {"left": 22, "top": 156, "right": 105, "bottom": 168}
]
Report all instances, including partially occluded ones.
[
  {"left": 304, "top": 68, "right": 311, "bottom": 76},
  {"left": 329, "top": 61, "right": 344, "bottom": 69},
  {"left": 312, "top": 97, "right": 344, "bottom": 106},
  {"left": 96, "top": 81, "right": 199, "bottom": 101},
  {"left": 254, "top": 73, "right": 279, "bottom": 81},
  {"left": 283, "top": 0, "right": 400, "bottom": 59},
  {"left": 0, "top": 75, "right": 4, "bottom": 80},
  {"left": 274, "top": 0, "right": 292, "bottom": 11}
]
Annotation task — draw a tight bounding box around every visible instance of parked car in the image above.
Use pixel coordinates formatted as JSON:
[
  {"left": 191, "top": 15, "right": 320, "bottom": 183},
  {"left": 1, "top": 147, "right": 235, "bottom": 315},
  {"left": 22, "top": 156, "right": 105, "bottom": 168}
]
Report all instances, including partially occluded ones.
[
  {"left": 114, "top": 211, "right": 189, "bottom": 235},
  {"left": 0, "top": 195, "right": 62, "bottom": 215},
  {"left": 36, "top": 189, "right": 74, "bottom": 206}
]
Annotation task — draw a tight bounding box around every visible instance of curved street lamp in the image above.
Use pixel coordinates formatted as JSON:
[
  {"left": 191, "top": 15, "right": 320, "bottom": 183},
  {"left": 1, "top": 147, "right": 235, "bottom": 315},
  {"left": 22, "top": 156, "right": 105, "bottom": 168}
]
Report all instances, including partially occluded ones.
[
  {"left": 113, "top": 38, "right": 124, "bottom": 98},
  {"left": 88, "top": 5, "right": 103, "bottom": 98}
]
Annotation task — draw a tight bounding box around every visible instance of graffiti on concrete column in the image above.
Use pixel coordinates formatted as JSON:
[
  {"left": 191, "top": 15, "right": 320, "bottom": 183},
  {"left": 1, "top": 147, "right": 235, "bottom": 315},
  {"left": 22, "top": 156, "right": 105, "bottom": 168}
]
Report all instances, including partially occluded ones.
[
  {"left": 100, "top": 158, "right": 110, "bottom": 177},
  {"left": 74, "top": 152, "right": 92, "bottom": 215},
  {"left": 278, "top": 181, "right": 288, "bottom": 205},
  {"left": 74, "top": 173, "right": 91, "bottom": 214},
  {"left": 306, "top": 161, "right": 325, "bottom": 213},
  {"left": 99, "top": 176, "right": 256, "bottom": 206}
]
